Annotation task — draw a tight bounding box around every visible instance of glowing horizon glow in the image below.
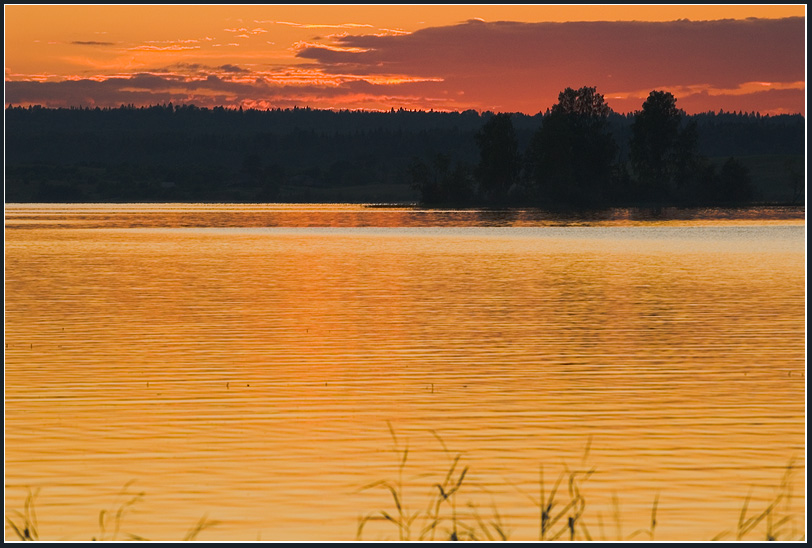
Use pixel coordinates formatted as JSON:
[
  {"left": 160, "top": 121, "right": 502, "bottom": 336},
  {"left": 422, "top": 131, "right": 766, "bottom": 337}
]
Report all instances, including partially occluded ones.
[{"left": 4, "top": 4, "right": 807, "bottom": 114}]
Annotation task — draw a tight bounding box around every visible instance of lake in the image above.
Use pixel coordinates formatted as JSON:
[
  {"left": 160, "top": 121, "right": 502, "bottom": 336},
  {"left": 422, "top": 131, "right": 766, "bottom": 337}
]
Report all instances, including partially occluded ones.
[{"left": 4, "top": 204, "right": 806, "bottom": 541}]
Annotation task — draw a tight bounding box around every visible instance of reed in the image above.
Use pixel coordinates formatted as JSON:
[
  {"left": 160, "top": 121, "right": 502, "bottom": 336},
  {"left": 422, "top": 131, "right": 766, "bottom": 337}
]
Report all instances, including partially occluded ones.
[
  {"left": 183, "top": 515, "right": 221, "bottom": 541},
  {"left": 91, "top": 480, "right": 146, "bottom": 541},
  {"left": 5, "top": 487, "right": 39, "bottom": 541},
  {"left": 355, "top": 422, "right": 499, "bottom": 541},
  {"left": 4, "top": 440, "right": 804, "bottom": 542},
  {"left": 355, "top": 428, "right": 646, "bottom": 542},
  {"left": 354, "top": 427, "right": 803, "bottom": 542},
  {"left": 711, "top": 457, "right": 802, "bottom": 542},
  {"left": 4, "top": 482, "right": 215, "bottom": 542}
]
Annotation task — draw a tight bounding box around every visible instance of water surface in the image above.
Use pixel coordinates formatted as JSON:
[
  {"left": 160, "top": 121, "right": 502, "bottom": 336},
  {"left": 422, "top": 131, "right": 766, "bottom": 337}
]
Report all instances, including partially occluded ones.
[{"left": 4, "top": 204, "right": 806, "bottom": 541}]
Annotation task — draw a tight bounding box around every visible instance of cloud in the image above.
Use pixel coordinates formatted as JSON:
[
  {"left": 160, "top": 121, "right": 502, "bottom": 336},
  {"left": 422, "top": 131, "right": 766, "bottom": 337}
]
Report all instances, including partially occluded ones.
[
  {"left": 297, "top": 17, "right": 805, "bottom": 113},
  {"left": 6, "top": 18, "right": 805, "bottom": 114},
  {"left": 4, "top": 73, "right": 404, "bottom": 109},
  {"left": 260, "top": 20, "right": 374, "bottom": 30},
  {"left": 219, "top": 64, "right": 249, "bottom": 73},
  {"left": 224, "top": 27, "right": 268, "bottom": 35},
  {"left": 305, "top": 18, "right": 804, "bottom": 84},
  {"left": 293, "top": 41, "right": 370, "bottom": 54},
  {"left": 129, "top": 44, "right": 201, "bottom": 51},
  {"left": 155, "top": 63, "right": 251, "bottom": 76},
  {"left": 672, "top": 86, "right": 806, "bottom": 116},
  {"left": 71, "top": 41, "right": 115, "bottom": 46}
]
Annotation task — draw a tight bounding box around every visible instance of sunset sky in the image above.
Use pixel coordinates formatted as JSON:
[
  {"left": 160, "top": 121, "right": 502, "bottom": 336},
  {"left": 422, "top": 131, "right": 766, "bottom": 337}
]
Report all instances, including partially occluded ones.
[{"left": 4, "top": 4, "right": 806, "bottom": 115}]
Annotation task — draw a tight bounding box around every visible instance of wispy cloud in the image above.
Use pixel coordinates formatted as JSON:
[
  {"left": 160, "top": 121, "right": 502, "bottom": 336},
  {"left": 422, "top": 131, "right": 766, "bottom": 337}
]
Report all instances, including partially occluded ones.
[
  {"left": 144, "top": 39, "right": 200, "bottom": 44},
  {"left": 224, "top": 27, "right": 268, "bottom": 35},
  {"left": 219, "top": 64, "right": 249, "bottom": 73},
  {"left": 4, "top": 68, "right": 450, "bottom": 111},
  {"left": 292, "top": 41, "right": 370, "bottom": 54},
  {"left": 129, "top": 44, "right": 201, "bottom": 52},
  {"left": 258, "top": 20, "right": 374, "bottom": 30},
  {"left": 71, "top": 41, "right": 115, "bottom": 46},
  {"left": 164, "top": 62, "right": 251, "bottom": 75}
]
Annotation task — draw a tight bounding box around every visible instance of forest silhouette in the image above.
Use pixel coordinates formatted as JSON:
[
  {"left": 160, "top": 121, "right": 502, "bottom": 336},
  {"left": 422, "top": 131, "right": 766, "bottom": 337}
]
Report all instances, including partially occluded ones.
[{"left": 5, "top": 87, "right": 804, "bottom": 206}]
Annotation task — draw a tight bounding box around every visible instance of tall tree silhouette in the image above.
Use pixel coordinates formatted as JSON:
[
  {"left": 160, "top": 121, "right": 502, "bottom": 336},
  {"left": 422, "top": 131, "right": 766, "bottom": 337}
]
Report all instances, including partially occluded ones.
[
  {"left": 527, "top": 86, "right": 617, "bottom": 205},
  {"left": 475, "top": 113, "right": 519, "bottom": 203},
  {"left": 630, "top": 91, "right": 688, "bottom": 199},
  {"left": 629, "top": 90, "right": 732, "bottom": 203}
]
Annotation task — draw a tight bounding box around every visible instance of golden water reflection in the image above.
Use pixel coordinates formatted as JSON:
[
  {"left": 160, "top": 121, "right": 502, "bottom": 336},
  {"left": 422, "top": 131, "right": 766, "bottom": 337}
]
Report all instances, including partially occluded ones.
[
  {"left": 4, "top": 202, "right": 806, "bottom": 229},
  {"left": 4, "top": 205, "right": 806, "bottom": 541}
]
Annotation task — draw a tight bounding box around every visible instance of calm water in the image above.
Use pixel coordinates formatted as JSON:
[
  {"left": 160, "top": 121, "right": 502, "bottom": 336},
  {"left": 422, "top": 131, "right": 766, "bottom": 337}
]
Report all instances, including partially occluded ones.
[{"left": 4, "top": 204, "right": 806, "bottom": 541}]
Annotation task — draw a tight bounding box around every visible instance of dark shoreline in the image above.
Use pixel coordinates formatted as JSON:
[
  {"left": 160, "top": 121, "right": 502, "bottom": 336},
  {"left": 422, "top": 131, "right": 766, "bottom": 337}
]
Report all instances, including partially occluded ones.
[{"left": 6, "top": 201, "right": 804, "bottom": 209}]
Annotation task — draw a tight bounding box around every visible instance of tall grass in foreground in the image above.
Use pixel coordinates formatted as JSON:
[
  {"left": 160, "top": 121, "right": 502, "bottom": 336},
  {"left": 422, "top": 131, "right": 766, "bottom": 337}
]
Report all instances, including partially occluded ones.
[
  {"left": 5, "top": 482, "right": 219, "bottom": 542},
  {"left": 355, "top": 425, "right": 618, "bottom": 542},
  {"left": 711, "top": 457, "right": 802, "bottom": 542},
  {"left": 355, "top": 424, "right": 803, "bottom": 542},
  {"left": 5, "top": 432, "right": 804, "bottom": 542},
  {"left": 5, "top": 488, "right": 39, "bottom": 541}
]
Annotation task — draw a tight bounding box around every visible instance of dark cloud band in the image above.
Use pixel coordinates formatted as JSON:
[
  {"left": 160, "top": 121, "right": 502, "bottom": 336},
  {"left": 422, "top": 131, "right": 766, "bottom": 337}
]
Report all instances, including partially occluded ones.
[{"left": 71, "top": 40, "right": 115, "bottom": 46}]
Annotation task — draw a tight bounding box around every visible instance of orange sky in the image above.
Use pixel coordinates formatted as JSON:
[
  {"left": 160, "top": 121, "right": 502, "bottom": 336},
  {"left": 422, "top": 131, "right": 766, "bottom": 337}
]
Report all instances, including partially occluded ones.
[{"left": 4, "top": 5, "right": 807, "bottom": 114}]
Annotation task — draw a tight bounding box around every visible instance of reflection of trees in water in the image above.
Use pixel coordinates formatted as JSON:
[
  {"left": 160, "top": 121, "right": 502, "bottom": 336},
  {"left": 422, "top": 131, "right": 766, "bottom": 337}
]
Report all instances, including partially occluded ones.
[{"left": 473, "top": 208, "right": 520, "bottom": 226}]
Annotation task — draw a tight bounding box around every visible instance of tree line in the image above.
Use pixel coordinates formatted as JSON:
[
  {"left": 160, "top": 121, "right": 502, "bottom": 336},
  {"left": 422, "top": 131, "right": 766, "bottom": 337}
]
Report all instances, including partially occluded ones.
[
  {"left": 4, "top": 94, "right": 804, "bottom": 205},
  {"left": 409, "top": 88, "right": 800, "bottom": 207}
]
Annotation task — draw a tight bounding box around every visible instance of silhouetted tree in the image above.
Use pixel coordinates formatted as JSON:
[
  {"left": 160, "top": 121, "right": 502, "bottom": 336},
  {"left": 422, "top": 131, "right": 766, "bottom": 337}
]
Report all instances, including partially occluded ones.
[
  {"left": 629, "top": 90, "right": 712, "bottom": 202},
  {"left": 629, "top": 91, "right": 744, "bottom": 204},
  {"left": 713, "top": 157, "right": 753, "bottom": 203},
  {"left": 475, "top": 113, "right": 520, "bottom": 203},
  {"left": 630, "top": 91, "right": 682, "bottom": 198},
  {"left": 670, "top": 119, "right": 717, "bottom": 202},
  {"left": 551, "top": 86, "right": 611, "bottom": 119},
  {"left": 527, "top": 86, "right": 617, "bottom": 205},
  {"left": 407, "top": 156, "right": 439, "bottom": 203},
  {"left": 783, "top": 157, "right": 804, "bottom": 204},
  {"left": 409, "top": 153, "right": 474, "bottom": 204}
]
